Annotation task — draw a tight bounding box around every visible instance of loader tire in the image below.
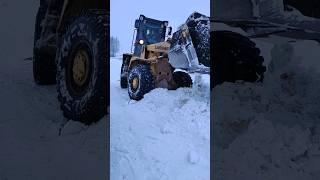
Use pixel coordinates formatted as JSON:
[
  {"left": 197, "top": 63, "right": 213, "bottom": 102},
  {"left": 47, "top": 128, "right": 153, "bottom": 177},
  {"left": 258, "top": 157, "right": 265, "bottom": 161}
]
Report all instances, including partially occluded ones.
[
  {"left": 212, "top": 31, "right": 266, "bottom": 88},
  {"left": 186, "top": 12, "right": 210, "bottom": 67},
  {"left": 33, "top": 3, "right": 56, "bottom": 85},
  {"left": 56, "top": 11, "right": 108, "bottom": 124},
  {"left": 173, "top": 71, "right": 193, "bottom": 88},
  {"left": 120, "top": 77, "right": 128, "bottom": 89},
  {"left": 120, "top": 63, "right": 128, "bottom": 88},
  {"left": 128, "top": 64, "right": 155, "bottom": 101}
]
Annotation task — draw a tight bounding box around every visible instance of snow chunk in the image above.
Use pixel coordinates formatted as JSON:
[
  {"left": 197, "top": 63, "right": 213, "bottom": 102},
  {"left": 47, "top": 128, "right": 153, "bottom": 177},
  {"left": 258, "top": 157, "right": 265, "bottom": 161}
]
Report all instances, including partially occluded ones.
[{"left": 188, "top": 151, "right": 200, "bottom": 164}]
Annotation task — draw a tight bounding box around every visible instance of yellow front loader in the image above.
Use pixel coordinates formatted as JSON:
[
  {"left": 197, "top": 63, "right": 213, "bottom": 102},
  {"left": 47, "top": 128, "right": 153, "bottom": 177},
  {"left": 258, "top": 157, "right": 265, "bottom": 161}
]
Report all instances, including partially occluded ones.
[{"left": 121, "top": 13, "right": 210, "bottom": 100}]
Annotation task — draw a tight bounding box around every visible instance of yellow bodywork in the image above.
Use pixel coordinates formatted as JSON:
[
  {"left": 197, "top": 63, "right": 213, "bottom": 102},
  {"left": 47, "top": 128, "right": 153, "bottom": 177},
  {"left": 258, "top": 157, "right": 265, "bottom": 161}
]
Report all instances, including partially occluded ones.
[{"left": 126, "top": 41, "right": 177, "bottom": 89}]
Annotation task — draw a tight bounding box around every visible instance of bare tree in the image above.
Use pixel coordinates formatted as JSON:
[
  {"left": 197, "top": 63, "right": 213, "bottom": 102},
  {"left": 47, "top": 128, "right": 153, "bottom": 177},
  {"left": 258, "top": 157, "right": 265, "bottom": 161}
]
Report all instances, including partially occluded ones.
[{"left": 110, "top": 36, "right": 120, "bottom": 57}]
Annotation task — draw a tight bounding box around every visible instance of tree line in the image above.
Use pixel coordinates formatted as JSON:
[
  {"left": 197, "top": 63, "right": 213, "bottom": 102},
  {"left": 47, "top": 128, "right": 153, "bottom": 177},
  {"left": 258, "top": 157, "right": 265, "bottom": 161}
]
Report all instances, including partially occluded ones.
[{"left": 110, "top": 36, "right": 120, "bottom": 57}]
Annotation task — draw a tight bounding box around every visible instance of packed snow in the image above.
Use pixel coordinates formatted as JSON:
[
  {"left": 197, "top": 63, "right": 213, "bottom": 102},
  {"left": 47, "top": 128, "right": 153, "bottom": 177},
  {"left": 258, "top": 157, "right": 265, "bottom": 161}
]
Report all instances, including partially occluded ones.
[
  {"left": 212, "top": 35, "right": 320, "bottom": 179},
  {"left": 0, "top": 1, "right": 107, "bottom": 179},
  {"left": 110, "top": 58, "right": 210, "bottom": 180}
]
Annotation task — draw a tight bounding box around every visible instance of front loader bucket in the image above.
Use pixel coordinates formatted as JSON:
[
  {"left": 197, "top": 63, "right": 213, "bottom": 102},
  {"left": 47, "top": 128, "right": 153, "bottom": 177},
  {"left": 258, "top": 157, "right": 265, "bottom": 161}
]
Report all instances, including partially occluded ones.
[
  {"left": 169, "top": 24, "right": 200, "bottom": 69},
  {"left": 168, "top": 12, "right": 210, "bottom": 73}
]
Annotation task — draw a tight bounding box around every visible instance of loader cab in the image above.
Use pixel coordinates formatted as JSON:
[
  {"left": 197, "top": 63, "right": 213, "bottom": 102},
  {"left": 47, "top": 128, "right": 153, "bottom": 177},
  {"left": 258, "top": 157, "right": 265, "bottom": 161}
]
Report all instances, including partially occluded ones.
[{"left": 133, "top": 15, "right": 169, "bottom": 56}]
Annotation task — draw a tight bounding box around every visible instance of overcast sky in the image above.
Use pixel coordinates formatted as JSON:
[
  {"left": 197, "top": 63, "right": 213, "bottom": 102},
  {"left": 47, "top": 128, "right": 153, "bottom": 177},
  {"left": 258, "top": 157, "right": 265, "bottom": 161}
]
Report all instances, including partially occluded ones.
[{"left": 111, "top": 0, "right": 210, "bottom": 55}]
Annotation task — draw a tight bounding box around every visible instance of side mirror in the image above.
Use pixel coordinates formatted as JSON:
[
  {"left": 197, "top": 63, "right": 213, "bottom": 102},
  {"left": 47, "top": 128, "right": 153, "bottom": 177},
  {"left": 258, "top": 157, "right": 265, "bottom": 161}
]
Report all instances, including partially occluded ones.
[
  {"left": 168, "top": 27, "right": 172, "bottom": 36},
  {"left": 134, "top": 20, "right": 140, "bottom": 29}
]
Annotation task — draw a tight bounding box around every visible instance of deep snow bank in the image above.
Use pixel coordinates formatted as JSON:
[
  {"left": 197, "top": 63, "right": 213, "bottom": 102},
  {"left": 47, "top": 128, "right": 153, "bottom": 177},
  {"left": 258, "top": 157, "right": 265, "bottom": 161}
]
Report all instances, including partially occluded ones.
[{"left": 212, "top": 38, "right": 320, "bottom": 179}]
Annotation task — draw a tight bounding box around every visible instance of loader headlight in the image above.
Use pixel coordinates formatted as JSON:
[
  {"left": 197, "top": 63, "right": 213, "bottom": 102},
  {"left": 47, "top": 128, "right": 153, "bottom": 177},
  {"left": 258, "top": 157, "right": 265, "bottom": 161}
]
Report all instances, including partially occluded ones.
[{"left": 139, "top": 39, "right": 144, "bottom": 45}]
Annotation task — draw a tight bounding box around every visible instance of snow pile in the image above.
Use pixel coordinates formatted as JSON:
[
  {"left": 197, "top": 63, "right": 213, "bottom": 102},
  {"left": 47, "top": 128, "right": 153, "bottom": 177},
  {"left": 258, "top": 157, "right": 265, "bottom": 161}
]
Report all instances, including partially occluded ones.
[
  {"left": 213, "top": 0, "right": 255, "bottom": 19},
  {"left": 213, "top": 0, "right": 316, "bottom": 24},
  {"left": 281, "top": 5, "right": 317, "bottom": 22},
  {"left": 259, "top": 0, "right": 285, "bottom": 18},
  {"left": 257, "top": 0, "right": 317, "bottom": 22},
  {"left": 214, "top": 23, "right": 248, "bottom": 36},
  {"left": 212, "top": 38, "right": 320, "bottom": 179},
  {"left": 258, "top": 0, "right": 317, "bottom": 23},
  {"left": 110, "top": 58, "right": 210, "bottom": 180}
]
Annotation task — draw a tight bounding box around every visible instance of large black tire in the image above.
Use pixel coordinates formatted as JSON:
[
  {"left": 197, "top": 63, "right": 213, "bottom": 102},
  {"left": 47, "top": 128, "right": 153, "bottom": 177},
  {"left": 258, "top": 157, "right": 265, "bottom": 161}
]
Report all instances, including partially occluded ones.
[
  {"left": 128, "top": 64, "right": 155, "bottom": 101},
  {"left": 120, "top": 63, "right": 128, "bottom": 88},
  {"left": 173, "top": 71, "right": 193, "bottom": 88},
  {"left": 186, "top": 12, "right": 210, "bottom": 67},
  {"left": 212, "top": 31, "right": 266, "bottom": 88},
  {"left": 120, "top": 54, "right": 132, "bottom": 88},
  {"left": 56, "top": 11, "right": 109, "bottom": 124},
  {"left": 33, "top": 2, "right": 56, "bottom": 85}
]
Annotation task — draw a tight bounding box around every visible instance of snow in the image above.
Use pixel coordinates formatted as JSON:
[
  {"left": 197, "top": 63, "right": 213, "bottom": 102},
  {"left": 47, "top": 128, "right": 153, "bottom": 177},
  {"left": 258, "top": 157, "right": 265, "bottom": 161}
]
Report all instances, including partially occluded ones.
[
  {"left": 212, "top": 2, "right": 320, "bottom": 177},
  {"left": 213, "top": 23, "right": 249, "bottom": 35},
  {"left": 0, "top": 1, "right": 107, "bottom": 179},
  {"left": 281, "top": 6, "right": 317, "bottom": 22},
  {"left": 212, "top": 36, "right": 320, "bottom": 179},
  {"left": 213, "top": 0, "right": 316, "bottom": 23},
  {"left": 110, "top": 57, "right": 210, "bottom": 179},
  {"left": 259, "top": 0, "right": 284, "bottom": 17},
  {"left": 213, "top": 0, "right": 255, "bottom": 20}
]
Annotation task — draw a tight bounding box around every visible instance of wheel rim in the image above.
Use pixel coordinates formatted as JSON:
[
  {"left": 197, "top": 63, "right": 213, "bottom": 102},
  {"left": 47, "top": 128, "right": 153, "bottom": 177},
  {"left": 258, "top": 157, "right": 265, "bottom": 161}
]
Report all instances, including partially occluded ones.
[
  {"left": 132, "top": 77, "right": 139, "bottom": 90},
  {"left": 72, "top": 49, "right": 89, "bottom": 87},
  {"left": 66, "top": 42, "right": 92, "bottom": 97}
]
